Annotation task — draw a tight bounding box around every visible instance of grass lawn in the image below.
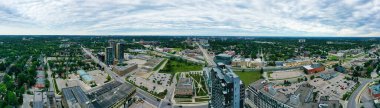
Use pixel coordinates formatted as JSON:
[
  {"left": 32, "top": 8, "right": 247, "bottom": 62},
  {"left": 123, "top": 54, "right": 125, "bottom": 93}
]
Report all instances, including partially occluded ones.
[
  {"left": 159, "top": 59, "right": 202, "bottom": 74},
  {"left": 160, "top": 58, "right": 203, "bottom": 84},
  {"left": 235, "top": 71, "right": 262, "bottom": 86},
  {"left": 173, "top": 48, "right": 183, "bottom": 52},
  {"left": 328, "top": 55, "right": 339, "bottom": 61}
]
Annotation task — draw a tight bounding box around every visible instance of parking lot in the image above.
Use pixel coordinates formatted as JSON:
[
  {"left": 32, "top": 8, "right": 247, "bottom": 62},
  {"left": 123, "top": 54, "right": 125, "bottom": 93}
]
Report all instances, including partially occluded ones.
[
  {"left": 56, "top": 70, "right": 109, "bottom": 91},
  {"left": 308, "top": 73, "right": 356, "bottom": 100},
  {"left": 270, "top": 69, "right": 305, "bottom": 80}
]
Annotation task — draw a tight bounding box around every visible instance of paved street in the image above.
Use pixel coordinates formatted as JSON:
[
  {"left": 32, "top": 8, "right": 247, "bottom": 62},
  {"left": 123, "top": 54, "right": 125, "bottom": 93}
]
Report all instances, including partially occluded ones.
[
  {"left": 347, "top": 78, "right": 377, "bottom": 108},
  {"left": 196, "top": 42, "right": 216, "bottom": 67},
  {"left": 158, "top": 73, "right": 178, "bottom": 108}
]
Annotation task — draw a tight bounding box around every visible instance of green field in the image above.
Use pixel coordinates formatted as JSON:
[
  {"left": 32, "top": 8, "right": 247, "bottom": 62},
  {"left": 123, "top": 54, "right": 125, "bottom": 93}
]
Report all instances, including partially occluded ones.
[
  {"left": 159, "top": 58, "right": 202, "bottom": 74},
  {"left": 328, "top": 55, "right": 339, "bottom": 61},
  {"left": 235, "top": 71, "right": 262, "bottom": 86}
]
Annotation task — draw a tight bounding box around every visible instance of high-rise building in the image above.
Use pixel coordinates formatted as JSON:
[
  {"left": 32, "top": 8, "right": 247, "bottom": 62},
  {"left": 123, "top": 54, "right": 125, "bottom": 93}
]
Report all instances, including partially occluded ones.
[
  {"left": 109, "top": 40, "right": 117, "bottom": 59},
  {"left": 207, "top": 63, "right": 244, "bottom": 108},
  {"left": 105, "top": 47, "right": 114, "bottom": 65},
  {"left": 116, "top": 42, "right": 125, "bottom": 62}
]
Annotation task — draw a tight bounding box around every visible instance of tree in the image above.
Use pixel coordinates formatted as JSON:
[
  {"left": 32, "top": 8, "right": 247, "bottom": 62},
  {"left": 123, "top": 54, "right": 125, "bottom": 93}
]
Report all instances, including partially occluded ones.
[
  {"left": 0, "top": 83, "right": 7, "bottom": 95},
  {"left": 310, "top": 75, "right": 315, "bottom": 80},
  {"left": 6, "top": 91, "right": 17, "bottom": 105},
  {"left": 106, "top": 75, "right": 111, "bottom": 82},
  {"left": 45, "top": 80, "right": 50, "bottom": 89}
]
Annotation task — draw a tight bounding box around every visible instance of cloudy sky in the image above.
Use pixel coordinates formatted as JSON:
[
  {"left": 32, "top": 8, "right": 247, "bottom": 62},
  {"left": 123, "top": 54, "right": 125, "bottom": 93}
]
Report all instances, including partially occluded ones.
[{"left": 0, "top": 0, "right": 379, "bottom": 36}]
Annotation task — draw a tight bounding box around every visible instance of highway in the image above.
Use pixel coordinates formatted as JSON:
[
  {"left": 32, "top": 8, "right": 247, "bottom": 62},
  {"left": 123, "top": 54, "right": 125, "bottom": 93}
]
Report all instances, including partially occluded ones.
[
  {"left": 81, "top": 46, "right": 161, "bottom": 107},
  {"left": 196, "top": 42, "right": 216, "bottom": 67}
]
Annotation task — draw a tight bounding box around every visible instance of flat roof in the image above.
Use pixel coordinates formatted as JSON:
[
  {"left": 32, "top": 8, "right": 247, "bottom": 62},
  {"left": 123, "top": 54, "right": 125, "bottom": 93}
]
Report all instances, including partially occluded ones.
[
  {"left": 88, "top": 81, "right": 136, "bottom": 108},
  {"left": 175, "top": 78, "right": 193, "bottom": 96},
  {"left": 62, "top": 86, "right": 93, "bottom": 108},
  {"left": 370, "top": 84, "right": 380, "bottom": 95},
  {"left": 303, "top": 65, "right": 313, "bottom": 70}
]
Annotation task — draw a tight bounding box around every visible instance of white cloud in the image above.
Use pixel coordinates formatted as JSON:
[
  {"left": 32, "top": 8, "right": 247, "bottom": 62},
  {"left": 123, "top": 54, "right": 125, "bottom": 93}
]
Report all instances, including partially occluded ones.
[{"left": 0, "top": 0, "right": 378, "bottom": 36}]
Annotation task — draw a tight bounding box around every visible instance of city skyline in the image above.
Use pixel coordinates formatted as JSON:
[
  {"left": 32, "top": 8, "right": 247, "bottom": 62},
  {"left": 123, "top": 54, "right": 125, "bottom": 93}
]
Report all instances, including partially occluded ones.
[{"left": 0, "top": 0, "right": 379, "bottom": 36}]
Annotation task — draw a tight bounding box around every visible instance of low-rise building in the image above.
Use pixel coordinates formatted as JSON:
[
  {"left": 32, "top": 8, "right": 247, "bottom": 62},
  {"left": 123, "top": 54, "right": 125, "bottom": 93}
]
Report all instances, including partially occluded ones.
[
  {"left": 245, "top": 79, "right": 292, "bottom": 108},
  {"left": 61, "top": 86, "right": 93, "bottom": 108},
  {"left": 302, "top": 63, "right": 325, "bottom": 74},
  {"left": 61, "top": 81, "right": 136, "bottom": 108},
  {"left": 77, "top": 70, "right": 94, "bottom": 84},
  {"left": 245, "top": 80, "right": 322, "bottom": 108},
  {"left": 88, "top": 81, "right": 136, "bottom": 108},
  {"left": 369, "top": 84, "right": 380, "bottom": 99},
  {"left": 113, "top": 63, "right": 138, "bottom": 76},
  {"left": 214, "top": 54, "right": 233, "bottom": 65},
  {"left": 174, "top": 77, "right": 194, "bottom": 98},
  {"left": 284, "top": 59, "right": 312, "bottom": 67},
  {"left": 35, "top": 70, "right": 45, "bottom": 89}
]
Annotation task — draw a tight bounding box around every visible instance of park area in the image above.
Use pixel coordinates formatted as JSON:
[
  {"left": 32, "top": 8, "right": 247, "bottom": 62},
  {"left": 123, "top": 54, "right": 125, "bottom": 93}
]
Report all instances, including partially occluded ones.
[{"left": 235, "top": 71, "right": 262, "bottom": 86}]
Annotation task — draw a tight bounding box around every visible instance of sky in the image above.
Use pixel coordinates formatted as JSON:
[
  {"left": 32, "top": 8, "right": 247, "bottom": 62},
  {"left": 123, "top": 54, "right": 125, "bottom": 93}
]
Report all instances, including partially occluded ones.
[{"left": 0, "top": 0, "right": 379, "bottom": 36}]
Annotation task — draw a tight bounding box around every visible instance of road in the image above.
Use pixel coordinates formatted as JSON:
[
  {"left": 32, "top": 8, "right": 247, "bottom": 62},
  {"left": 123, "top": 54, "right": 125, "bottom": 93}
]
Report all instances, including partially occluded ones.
[
  {"left": 5, "top": 57, "right": 21, "bottom": 74},
  {"left": 43, "top": 55, "right": 58, "bottom": 108},
  {"left": 158, "top": 72, "right": 178, "bottom": 108},
  {"left": 44, "top": 57, "right": 55, "bottom": 93},
  {"left": 152, "top": 50, "right": 205, "bottom": 65},
  {"left": 348, "top": 51, "right": 380, "bottom": 108},
  {"left": 136, "top": 89, "right": 161, "bottom": 107},
  {"left": 196, "top": 42, "right": 216, "bottom": 67},
  {"left": 81, "top": 46, "right": 161, "bottom": 107},
  {"left": 347, "top": 78, "right": 378, "bottom": 108}
]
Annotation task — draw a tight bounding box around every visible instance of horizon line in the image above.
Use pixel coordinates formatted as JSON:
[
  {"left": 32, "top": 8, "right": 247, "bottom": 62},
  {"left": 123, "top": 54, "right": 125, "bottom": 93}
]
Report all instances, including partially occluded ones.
[{"left": 0, "top": 34, "right": 379, "bottom": 38}]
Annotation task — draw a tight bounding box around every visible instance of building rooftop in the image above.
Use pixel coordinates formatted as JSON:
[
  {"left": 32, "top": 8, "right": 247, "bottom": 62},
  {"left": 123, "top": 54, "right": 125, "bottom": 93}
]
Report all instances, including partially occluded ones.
[
  {"left": 303, "top": 63, "right": 323, "bottom": 70},
  {"left": 62, "top": 86, "right": 93, "bottom": 108},
  {"left": 294, "top": 84, "right": 314, "bottom": 104},
  {"left": 175, "top": 78, "right": 194, "bottom": 96},
  {"left": 88, "top": 81, "right": 136, "bottom": 108},
  {"left": 370, "top": 84, "right": 380, "bottom": 95},
  {"left": 249, "top": 79, "right": 289, "bottom": 103},
  {"left": 77, "top": 70, "right": 88, "bottom": 76}
]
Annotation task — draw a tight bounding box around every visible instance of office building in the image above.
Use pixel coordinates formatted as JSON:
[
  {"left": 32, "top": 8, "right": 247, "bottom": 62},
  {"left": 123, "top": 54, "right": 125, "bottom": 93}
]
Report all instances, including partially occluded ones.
[
  {"left": 208, "top": 63, "right": 244, "bottom": 108},
  {"left": 105, "top": 47, "right": 114, "bottom": 65}
]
